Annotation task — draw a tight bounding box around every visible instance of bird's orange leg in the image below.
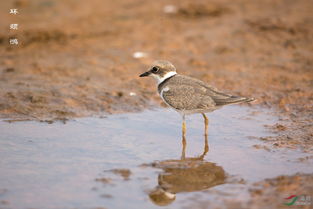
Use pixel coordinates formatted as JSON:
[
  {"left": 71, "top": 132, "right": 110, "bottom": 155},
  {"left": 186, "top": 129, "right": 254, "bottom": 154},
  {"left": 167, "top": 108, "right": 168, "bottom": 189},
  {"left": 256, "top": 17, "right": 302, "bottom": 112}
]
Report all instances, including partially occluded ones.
[
  {"left": 182, "top": 114, "right": 186, "bottom": 138},
  {"left": 202, "top": 113, "right": 209, "bottom": 136}
]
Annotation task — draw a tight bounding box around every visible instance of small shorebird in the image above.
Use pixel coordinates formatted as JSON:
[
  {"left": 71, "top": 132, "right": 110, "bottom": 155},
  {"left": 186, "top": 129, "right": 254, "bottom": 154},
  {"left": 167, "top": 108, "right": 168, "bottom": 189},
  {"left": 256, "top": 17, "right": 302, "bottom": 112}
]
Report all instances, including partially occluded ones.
[{"left": 139, "top": 60, "right": 254, "bottom": 137}]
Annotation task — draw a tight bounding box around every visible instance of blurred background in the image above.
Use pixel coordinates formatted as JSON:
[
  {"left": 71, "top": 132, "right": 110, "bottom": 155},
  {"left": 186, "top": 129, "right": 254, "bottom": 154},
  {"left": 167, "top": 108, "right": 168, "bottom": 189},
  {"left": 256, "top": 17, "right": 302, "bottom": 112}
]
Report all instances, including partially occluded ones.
[{"left": 0, "top": 0, "right": 312, "bottom": 121}]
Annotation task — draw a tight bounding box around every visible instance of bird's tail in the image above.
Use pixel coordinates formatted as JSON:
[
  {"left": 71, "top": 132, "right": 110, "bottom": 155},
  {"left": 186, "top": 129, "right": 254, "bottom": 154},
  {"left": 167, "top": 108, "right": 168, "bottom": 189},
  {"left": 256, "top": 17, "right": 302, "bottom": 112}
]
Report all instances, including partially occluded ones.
[{"left": 215, "top": 96, "right": 255, "bottom": 106}]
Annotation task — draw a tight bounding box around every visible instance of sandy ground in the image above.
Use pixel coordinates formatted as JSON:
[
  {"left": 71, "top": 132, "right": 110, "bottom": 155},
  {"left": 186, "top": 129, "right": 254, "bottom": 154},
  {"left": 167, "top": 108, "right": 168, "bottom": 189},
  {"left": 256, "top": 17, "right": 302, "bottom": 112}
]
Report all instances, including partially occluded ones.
[{"left": 0, "top": 0, "right": 312, "bottom": 208}]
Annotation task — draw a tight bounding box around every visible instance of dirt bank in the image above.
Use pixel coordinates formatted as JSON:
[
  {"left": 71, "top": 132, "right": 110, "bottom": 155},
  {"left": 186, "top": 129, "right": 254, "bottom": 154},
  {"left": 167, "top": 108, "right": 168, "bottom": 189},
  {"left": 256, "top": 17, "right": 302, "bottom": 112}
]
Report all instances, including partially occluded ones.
[
  {"left": 1, "top": 0, "right": 312, "bottom": 148},
  {"left": 185, "top": 173, "right": 313, "bottom": 209}
]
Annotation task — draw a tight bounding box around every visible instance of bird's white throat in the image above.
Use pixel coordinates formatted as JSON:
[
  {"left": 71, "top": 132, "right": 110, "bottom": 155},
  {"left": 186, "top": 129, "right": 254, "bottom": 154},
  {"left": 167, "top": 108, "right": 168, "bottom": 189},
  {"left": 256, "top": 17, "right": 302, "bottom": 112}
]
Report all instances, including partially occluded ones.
[{"left": 151, "top": 71, "right": 177, "bottom": 84}]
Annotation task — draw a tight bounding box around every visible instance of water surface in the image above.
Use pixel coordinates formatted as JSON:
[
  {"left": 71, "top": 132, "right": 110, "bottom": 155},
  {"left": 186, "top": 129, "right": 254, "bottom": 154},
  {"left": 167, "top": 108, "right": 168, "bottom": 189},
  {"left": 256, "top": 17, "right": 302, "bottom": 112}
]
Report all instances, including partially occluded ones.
[{"left": 0, "top": 106, "right": 312, "bottom": 209}]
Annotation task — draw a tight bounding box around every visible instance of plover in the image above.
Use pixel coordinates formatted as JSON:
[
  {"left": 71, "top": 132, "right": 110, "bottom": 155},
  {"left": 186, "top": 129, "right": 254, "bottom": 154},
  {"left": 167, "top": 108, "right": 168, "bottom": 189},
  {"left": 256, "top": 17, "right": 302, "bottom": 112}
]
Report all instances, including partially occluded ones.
[{"left": 139, "top": 60, "right": 255, "bottom": 137}]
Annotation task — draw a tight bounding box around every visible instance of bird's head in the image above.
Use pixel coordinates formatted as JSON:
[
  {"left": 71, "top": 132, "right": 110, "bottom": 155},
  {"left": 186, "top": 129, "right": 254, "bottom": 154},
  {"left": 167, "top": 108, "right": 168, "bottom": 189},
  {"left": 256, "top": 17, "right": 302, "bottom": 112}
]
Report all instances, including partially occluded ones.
[
  {"left": 139, "top": 60, "right": 177, "bottom": 84},
  {"left": 148, "top": 187, "right": 176, "bottom": 206}
]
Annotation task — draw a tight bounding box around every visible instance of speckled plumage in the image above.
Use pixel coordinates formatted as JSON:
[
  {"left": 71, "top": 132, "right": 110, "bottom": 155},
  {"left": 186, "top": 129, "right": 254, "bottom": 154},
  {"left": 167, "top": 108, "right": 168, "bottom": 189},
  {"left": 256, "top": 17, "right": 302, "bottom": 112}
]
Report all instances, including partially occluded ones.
[{"left": 158, "top": 74, "right": 253, "bottom": 114}]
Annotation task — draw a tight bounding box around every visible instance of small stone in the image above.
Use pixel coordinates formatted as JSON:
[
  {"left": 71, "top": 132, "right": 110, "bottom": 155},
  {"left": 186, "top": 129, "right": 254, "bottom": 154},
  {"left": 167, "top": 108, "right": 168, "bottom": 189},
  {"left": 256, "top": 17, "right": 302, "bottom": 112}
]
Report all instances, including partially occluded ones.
[
  {"left": 133, "top": 52, "right": 147, "bottom": 59},
  {"left": 163, "top": 5, "right": 177, "bottom": 14},
  {"left": 4, "top": 67, "right": 15, "bottom": 73}
]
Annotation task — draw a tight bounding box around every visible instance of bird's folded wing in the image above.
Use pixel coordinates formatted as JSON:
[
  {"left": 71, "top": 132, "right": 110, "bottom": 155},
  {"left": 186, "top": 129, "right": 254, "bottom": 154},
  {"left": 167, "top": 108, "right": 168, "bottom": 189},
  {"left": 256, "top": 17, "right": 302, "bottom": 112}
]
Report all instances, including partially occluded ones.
[
  {"left": 201, "top": 84, "right": 251, "bottom": 105},
  {"left": 161, "top": 84, "right": 216, "bottom": 110},
  {"left": 193, "top": 80, "right": 249, "bottom": 106}
]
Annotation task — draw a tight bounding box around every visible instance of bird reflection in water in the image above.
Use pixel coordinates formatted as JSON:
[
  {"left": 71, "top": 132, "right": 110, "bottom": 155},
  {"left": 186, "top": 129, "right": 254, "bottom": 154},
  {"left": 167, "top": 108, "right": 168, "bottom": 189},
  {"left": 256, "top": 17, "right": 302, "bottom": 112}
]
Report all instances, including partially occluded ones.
[{"left": 148, "top": 134, "right": 226, "bottom": 206}]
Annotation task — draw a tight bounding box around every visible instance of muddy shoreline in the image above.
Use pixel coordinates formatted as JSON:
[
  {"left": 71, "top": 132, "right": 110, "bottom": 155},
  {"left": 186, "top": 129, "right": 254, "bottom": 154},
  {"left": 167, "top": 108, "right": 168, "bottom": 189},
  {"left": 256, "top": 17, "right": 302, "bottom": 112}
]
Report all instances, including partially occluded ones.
[{"left": 1, "top": 0, "right": 312, "bottom": 150}]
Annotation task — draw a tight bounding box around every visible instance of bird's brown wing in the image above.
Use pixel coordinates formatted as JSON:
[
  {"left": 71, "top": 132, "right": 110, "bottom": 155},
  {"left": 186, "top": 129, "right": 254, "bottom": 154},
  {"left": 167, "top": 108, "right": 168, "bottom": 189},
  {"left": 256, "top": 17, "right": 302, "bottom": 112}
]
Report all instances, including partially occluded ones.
[
  {"left": 203, "top": 86, "right": 253, "bottom": 106},
  {"left": 161, "top": 83, "right": 216, "bottom": 111},
  {"left": 178, "top": 75, "right": 253, "bottom": 106},
  {"left": 161, "top": 75, "right": 253, "bottom": 109}
]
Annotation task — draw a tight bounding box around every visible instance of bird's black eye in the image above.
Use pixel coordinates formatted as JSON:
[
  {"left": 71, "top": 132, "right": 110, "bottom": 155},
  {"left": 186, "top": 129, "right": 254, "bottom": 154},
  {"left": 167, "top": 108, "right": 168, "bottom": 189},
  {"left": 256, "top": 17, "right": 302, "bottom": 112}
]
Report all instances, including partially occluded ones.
[{"left": 151, "top": 66, "right": 159, "bottom": 73}]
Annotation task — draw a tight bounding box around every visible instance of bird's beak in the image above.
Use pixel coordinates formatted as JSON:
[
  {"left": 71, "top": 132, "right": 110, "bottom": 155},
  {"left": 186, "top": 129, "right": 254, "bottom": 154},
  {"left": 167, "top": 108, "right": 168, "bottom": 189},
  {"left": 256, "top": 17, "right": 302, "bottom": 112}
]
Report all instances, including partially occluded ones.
[{"left": 139, "top": 71, "right": 150, "bottom": 77}]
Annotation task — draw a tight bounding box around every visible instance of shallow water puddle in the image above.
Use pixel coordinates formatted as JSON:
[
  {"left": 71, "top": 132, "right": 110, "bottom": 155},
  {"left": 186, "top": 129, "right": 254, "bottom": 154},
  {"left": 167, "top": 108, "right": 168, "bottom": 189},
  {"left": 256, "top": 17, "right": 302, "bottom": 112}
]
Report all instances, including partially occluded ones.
[{"left": 0, "top": 106, "right": 312, "bottom": 209}]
